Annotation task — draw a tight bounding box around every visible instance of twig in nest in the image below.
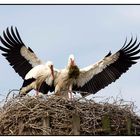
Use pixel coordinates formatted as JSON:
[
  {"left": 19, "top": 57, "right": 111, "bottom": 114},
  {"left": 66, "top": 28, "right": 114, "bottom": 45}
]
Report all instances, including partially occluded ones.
[{"left": 5, "top": 89, "right": 20, "bottom": 103}]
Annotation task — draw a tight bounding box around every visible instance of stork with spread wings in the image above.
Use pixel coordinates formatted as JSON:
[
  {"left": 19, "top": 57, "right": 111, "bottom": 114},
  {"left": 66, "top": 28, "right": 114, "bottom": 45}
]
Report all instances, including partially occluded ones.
[{"left": 0, "top": 27, "right": 54, "bottom": 95}]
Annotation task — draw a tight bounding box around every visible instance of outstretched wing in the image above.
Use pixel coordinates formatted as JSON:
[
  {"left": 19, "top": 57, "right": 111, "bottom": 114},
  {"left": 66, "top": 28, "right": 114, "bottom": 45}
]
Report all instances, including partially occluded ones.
[
  {"left": 0, "top": 26, "right": 42, "bottom": 79},
  {"left": 74, "top": 38, "right": 140, "bottom": 97}
]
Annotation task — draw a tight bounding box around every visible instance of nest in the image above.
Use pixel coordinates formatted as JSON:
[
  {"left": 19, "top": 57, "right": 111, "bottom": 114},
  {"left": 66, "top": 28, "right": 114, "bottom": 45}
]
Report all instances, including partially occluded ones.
[{"left": 0, "top": 93, "right": 140, "bottom": 136}]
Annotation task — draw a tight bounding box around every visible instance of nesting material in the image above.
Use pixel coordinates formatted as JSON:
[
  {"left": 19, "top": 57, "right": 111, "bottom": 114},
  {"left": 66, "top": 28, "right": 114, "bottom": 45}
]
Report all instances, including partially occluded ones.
[{"left": 0, "top": 94, "right": 140, "bottom": 136}]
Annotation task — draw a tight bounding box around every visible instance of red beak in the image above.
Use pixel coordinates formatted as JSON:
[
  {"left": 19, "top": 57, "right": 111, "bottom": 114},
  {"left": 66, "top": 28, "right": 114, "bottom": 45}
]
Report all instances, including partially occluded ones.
[
  {"left": 70, "top": 58, "right": 75, "bottom": 66},
  {"left": 50, "top": 65, "right": 54, "bottom": 80}
]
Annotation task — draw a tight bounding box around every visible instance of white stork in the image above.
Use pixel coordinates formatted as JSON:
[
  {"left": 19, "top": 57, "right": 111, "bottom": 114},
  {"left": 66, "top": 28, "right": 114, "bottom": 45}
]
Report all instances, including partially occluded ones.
[
  {"left": 52, "top": 38, "right": 140, "bottom": 98},
  {"left": 0, "top": 27, "right": 55, "bottom": 95}
]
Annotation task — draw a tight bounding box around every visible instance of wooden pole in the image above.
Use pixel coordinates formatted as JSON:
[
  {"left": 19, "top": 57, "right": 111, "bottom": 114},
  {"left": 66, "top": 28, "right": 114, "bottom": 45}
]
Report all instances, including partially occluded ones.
[
  {"left": 42, "top": 112, "right": 50, "bottom": 135},
  {"left": 102, "top": 114, "right": 111, "bottom": 134},
  {"left": 126, "top": 116, "right": 132, "bottom": 135},
  {"left": 72, "top": 112, "right": 80, "bottom": 135}
]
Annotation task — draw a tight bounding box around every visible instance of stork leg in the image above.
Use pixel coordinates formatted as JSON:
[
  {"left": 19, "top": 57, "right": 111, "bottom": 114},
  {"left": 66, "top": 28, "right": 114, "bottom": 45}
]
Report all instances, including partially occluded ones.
[
  {"left": 68, "top": 84, "right": 73, "bottom": 101},
  {"left": 35, "top": 90, "right": 39, "bottom": 96},
  {"left": 36, "top": 81, "right": 43, "bottom": 96},
  {"left": 68, "top": 91, "right": 73, "bottom": 101}
]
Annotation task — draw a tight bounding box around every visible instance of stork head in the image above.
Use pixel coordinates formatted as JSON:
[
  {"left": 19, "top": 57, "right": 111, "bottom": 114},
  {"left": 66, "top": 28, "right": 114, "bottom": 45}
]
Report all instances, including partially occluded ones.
[
  {"left": 46, "top": 61, "right": 54, "bottom": 80},
  {"left": 68, "top": 54, "right": 75, "bottom": 67}
]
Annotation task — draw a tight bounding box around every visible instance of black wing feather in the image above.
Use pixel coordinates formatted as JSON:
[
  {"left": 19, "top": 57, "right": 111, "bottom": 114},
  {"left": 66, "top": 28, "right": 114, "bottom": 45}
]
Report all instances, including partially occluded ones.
[{"left": 0, "top": 27, "right": 33, "bottom": 79}]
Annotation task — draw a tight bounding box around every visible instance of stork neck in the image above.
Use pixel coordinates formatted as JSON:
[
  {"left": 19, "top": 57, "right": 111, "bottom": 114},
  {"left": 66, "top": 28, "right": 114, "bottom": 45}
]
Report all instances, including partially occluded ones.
[{"left": 68, "top": 65, "right": 80, "bottom": 79}]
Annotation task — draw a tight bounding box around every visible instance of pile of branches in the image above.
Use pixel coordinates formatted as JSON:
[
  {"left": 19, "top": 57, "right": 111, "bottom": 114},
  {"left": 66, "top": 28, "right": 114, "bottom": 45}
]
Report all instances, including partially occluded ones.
[{"left": 0, "top": 93, "right": 140, "bottom": 136}]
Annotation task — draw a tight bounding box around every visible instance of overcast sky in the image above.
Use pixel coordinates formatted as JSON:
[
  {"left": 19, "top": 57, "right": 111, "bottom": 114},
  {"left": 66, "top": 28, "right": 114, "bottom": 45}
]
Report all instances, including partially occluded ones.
[{"left": 0, "top": 5, "right": 140, "bottom": 113}]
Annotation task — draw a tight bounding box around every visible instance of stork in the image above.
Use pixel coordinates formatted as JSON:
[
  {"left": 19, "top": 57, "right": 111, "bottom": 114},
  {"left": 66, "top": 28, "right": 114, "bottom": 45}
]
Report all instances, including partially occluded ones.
[
  {"left": 52, "top": 38, "right": 140, "bottom": 99},
  {"left": 0, "top": 27, "right": 55, "bottom": 95}
]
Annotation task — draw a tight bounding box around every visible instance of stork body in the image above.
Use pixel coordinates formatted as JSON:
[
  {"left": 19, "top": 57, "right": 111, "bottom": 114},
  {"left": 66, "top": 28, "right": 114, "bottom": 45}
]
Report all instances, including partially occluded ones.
[
  {"left": 53, "top": 55, "right": 80, "bottom": 98},
  {"left": 20, "top": 61, "right": 54, "bottom": 95}
]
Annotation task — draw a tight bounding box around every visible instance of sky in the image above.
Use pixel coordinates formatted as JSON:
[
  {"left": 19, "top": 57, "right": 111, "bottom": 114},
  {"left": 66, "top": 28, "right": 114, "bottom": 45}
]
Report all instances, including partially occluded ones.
[{"left": 0, "top": 5, "right": 140, "bottom": 113}]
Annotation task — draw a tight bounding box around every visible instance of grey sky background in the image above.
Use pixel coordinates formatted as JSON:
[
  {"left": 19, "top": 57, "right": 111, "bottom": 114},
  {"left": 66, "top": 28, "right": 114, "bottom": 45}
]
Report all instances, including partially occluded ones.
[{"left": 0, "top": 5, "right": 140, "bottom": 113}]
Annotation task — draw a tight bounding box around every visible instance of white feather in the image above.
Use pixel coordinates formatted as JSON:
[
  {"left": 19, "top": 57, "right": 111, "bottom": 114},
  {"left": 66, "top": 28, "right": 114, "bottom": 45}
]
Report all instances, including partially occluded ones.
[
  {"left": 20, "top": 46, "right": 43, "bottom": 67},
  {"left": 25, "top": 64, "right": 49, "bottom": 79},
  {"left": 25, "top": 62, "right": 54, "bottom": 86}
]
